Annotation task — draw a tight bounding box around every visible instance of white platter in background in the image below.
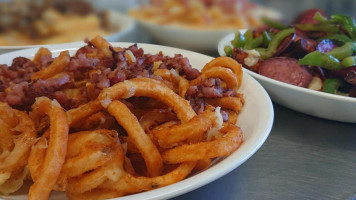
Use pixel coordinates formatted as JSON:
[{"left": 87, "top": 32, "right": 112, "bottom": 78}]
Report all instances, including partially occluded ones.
[
  {"left": 0, "top": 42, "right": 274, "bottom": 199},
  {"left": 0, "top": 11, "right": 135, "bottom": 55},
  {"left": 136, "top": 18, "right": 245, "bottom": 52},
  {"left": 219, "top": 32, "right": 356, "bottom": 123}
]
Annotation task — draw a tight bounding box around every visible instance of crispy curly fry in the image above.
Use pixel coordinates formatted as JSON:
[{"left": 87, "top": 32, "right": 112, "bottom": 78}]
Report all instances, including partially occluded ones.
[
  {"left": 0, "top": 103, "right": 36, "bottom": 195},
  {"left": 190, "top": 66, "right": 238, "bottom": 89},
  {"left": 90, "top": 35, "right": 112, "bottom": 58},
  {"left": 202, "top": 56, "right": 243, "bottom": 88},
  {"left": 107, "top": 100, "right": 163, "bottom": 177},
  {"left": 28, "top": 97, "right": 68, "bottom": 200},
  {"left": 124, "top": 162, "right": 196, "bottom": 191},
  {"left": 162, "top": 123, "right": 243, "bottom": 164},
  {"left": 98, "top": 77, "right": 196, "bottom": 123},
  {"left": 31, "top": 50, "right": 70, "bottom": 80},
  {"left": 66, "top": 100, "right": 103, "bottom": 126},
  {"left": 205, "top": 96, "right": 244, "bottom": 112},
  {"left": 152, "top": 109, "right": 217, "bottom": 148}
]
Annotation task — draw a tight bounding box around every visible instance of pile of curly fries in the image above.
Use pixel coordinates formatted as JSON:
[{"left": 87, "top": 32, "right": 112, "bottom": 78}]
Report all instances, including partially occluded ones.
[{"left": 0, "top": 36, "right": 244, "bottom": 200}]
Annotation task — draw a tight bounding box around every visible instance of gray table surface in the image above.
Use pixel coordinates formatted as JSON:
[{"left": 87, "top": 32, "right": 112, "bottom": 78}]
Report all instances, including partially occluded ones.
[{"left": 172, "top": 103, "right": 356, "bottom": 200}]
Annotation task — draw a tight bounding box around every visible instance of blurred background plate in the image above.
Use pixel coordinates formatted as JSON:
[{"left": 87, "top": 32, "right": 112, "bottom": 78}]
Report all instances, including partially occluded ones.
[
  {"left": 0, "top": 1, "right": 135, "bottom": 54},
  {"left": 136, "top": 20, "right": 240, "bottom": 52},
  {"left": 218, "top": 32, "right": 356, "bottom": 123}
]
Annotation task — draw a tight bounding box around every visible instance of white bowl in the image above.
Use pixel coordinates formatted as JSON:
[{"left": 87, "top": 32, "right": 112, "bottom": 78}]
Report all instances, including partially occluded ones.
[
  {"left": 0, "top": 42, "right": 274, "bottom": 200},
  {"left": 0, "top": 11, "right": 135, "bottom": 55},
  {"left": 218, "top": 32, "right": 356, "bottom": 123},
  {"left": 136, "top": 19, "right": 245, "bottom": 52}
]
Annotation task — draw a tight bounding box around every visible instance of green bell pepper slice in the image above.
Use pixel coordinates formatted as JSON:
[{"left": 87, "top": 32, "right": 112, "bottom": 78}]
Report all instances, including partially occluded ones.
[
  {"left": 325, "top": 42, "right": 356, "bottom": 60},
  {"left": 244, "top": 35, "right": 263, "bottom": 50},
  {"left": 258, "top": 28, "right": 295, "bottom": 59},
  {"left": 330, "top": 14, "right": 356, "bottom": 40},
  {"left": 294, "top": 23, "right": 340, "bottom": 32},
  {"left": 323, "top": 78, "right": 342, "bottom": 94},
  {"left": 318, "top": 34, "right": 353, "bottom": 45},
  {"left": 231, "top": 32, "right": 246, "bottom": 48},
  {"left": 298, "top": 51, "right": 342, "bottom": 70},
  {"left": 341, "top": 56, "right": 356, "bottom": 67},
  {"left": 262, "top": 31, "right": 272, "bottom": 47},
  {"left": 243, "top": 30, "right": 254, "bottom": 45},
  {"left": 224, "top": 46, "right": 233, "bottom": 57},
  {"left": 313, "top": 11, "right": 327, "bottom": 23}
]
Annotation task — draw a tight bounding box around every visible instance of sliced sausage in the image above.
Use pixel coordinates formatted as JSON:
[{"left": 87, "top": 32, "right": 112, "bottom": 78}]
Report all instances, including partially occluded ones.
[
  {"left": 293, "top": 9, "right": 327, "bottom": 25},
  {"left": 258, "top": 57, "right": 313, "bottom": 87}
]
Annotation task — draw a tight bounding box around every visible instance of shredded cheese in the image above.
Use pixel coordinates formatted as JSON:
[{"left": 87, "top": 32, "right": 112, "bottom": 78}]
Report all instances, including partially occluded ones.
[
  {"left": 206, "top": 107, "right": 224, "bottom": 141},
  {"left": 122, "top": 80, "right": 136, "bottom": 99},
  {"left": 125, "top": 50, "right": 136, "bottom": 64},
  {"left": 100, "top": 97, "right": 112, "bottom": 108},
  {"left": 244, "top": 49, "right": 260, "bottom": 67}
]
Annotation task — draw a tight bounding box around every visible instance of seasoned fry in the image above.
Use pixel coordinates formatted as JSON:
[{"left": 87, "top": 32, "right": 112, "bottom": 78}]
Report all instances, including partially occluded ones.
[
  {"left": 107, "top": 100, "right": 163, "bottom": 177},
  {"left": 202, "top": 56, "right": 243, "bottom": 89},
  {"left": 0, "top": 103, "right": 36, "bottom": 195},
  {"left": 162, "top": 123, "right": 243, "bottom": 164},
  {"left": 98, "top": 78, "right": 196, "bottom": 123},
  {"left": 28, "top": 97, "right": 69, "bottom": 200},
  {"left": 31, "top": 51, "right": 70, "bottom": 80}
]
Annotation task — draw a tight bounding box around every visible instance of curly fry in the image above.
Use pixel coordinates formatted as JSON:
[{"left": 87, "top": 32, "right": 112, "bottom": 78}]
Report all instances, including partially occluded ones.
[
  {"left": 0, "top": 103, "right": 36, "bottom": 195},
  {"left": 107, "top": 100, "right": 163, "bottom": 177},
  {"left": 202, "top": 56, "right": 243, "bottom": 88},
  {"left": 31, "top": 50, "right": 70, "bottom": 80},
  {"left": 190, "top": 66, "right": 238, "bottom": 89},
  {"left": 98, "top": 77, "right": 196, "bottom": 123},
  {"left": 162, "top": 123, "right": 243, "bottom": 164},
  {"left": 28, "top": 97, "right": 68, "bottom": 200}
]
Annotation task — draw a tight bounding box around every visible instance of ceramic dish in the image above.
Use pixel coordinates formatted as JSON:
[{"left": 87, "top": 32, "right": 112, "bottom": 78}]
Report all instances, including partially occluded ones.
[
  {"left": 135, "top": 19, "right": 241, "bottom": 52},
  {"left": 0, "top": 11, "right": 135, "bottom": 55},
  {"left": 218, "top": 32, "right": 356, "bottom": 123},
  {"left": 0, "top": 42, "right": 274, "bottom": 200}
]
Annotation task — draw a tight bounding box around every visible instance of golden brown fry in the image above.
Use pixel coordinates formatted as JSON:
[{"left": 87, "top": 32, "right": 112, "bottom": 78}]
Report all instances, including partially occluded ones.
[
  {"left": 28, "top": 97, "right": 69, "bottom": 200},
  {"left": 0, "top": 103, "right": 37, "bottom": 195},
  {"left": 205, "top": 96, "right": 244, "bottom": 112},
  {"left": 31, "top": 50, "right": 70, "bottom": 80},
  {"left": 98, "top": 77, "right": 196, "bottom": 123},
  {"left": 162, "top": 123, "right": 243, "bottom": 164},
  {"left": 152, "top": 109, "right": 217, "bottom": 148},
  {"left": 107, "top": 100, "right": 163, "bottom": 177},
  {"left": 190, "top": 66, "right": 238, "bottom": 90},
  {"left": 66, "top": 100, "right": 103, "bottom": 126},
  {"left": 202, "top": 56, "right": 243, "bottom": 88}
]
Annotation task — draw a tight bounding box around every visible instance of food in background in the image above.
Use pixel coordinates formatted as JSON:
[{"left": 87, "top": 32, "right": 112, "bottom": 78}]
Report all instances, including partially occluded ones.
[
  {"left": 0, "top": 0, "right": 120, "bottom": 46},
  {"left": 128, "top": 0, "right": 280, "bottom": 30},
  {"left": 0, "top": 36, "right": 245, "bottom": 199},
  {"left": 224, "top": 9, "right": 356, "bottom": 97}
]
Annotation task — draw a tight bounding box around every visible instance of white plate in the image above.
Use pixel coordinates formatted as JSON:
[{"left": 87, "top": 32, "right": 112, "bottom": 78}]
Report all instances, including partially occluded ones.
[
  {"left": 0, "top": 11, "right": 135, "bottom": 55},
  {"left": 0, "top": 42, "right": 274, "bottom": 200},
  {"left": 135, "top": 19, "right": 245, "bottom": 52},
  {"left": 218, "top": 32, "right": 356, "bottom": 123}
]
